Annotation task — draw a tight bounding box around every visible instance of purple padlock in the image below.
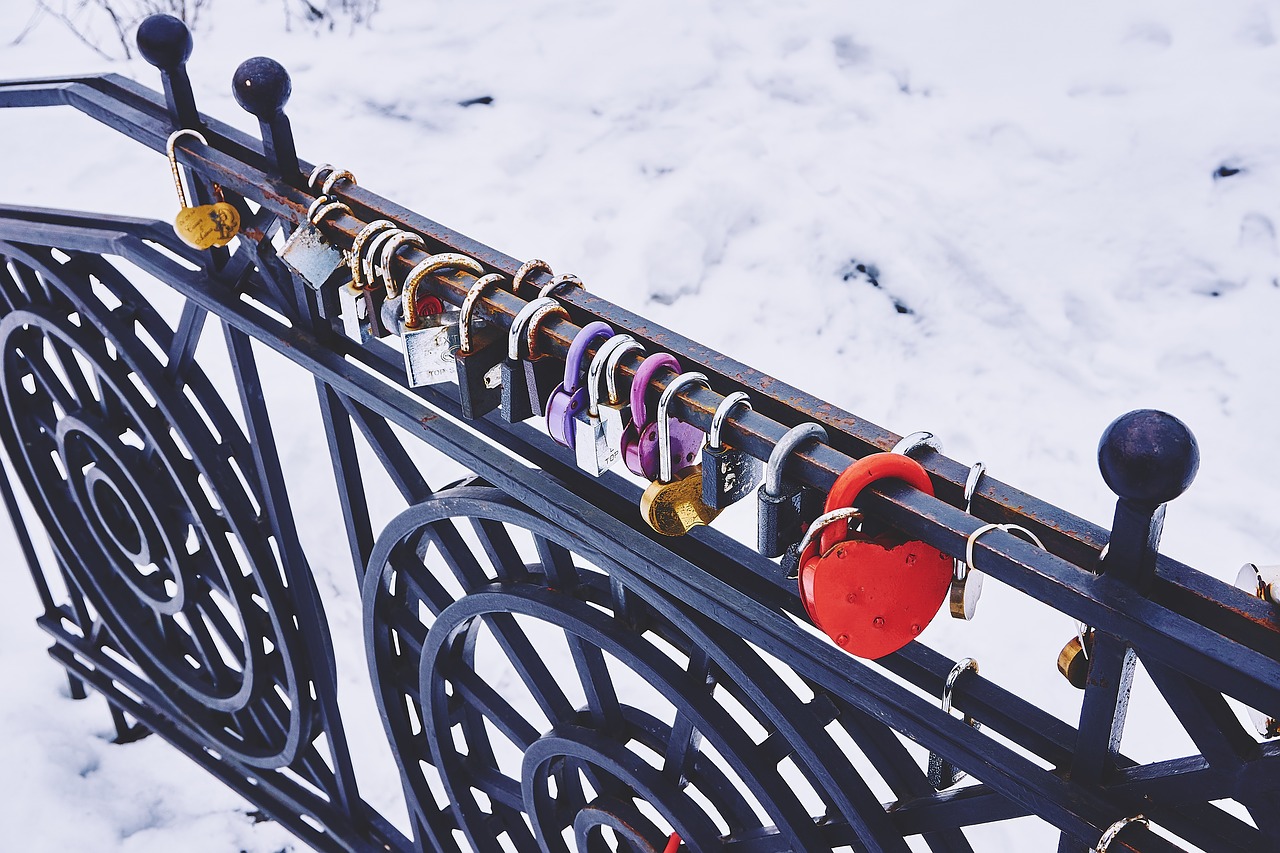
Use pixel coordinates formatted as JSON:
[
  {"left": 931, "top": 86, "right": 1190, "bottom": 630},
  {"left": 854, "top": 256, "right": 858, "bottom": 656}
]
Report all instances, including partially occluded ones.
[
  {"left": 621, "top": 353, "right": 705, "bottom": 479},
  {"left": 545, "top": 321, "right": 614, "bottom": 448}
]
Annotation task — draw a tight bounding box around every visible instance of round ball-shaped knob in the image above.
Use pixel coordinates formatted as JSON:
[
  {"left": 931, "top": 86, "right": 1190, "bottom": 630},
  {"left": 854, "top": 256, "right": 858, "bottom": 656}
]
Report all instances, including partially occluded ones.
[
  {"left": 136, "top": 14, "right": 193, "bottom": 69},
  {"left": 232, "top": 57, "right": 291, "bottom": 119},
  {"left": 1098, "top": 409, "right": 1199, "bottom": 506}
]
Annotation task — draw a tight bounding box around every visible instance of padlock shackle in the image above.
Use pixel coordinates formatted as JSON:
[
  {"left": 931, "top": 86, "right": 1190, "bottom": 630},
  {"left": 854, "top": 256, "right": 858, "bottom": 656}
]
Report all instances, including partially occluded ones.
[
  {"left": 657, "top": 372, "right": 710, "bottom": 483},
  {"left": 891, "top": 430, "right": 942, "bottom": 458},
  {"left": 348, "top": 219, "right": 395, "bottom": 291},
  {"left": 379, "top": 231, "right": 427, "bottom": 298},
  {"left": 512, "top": 258, "right": 554, "bottom": 297},
  {"left": 456, "top": 273, "right": 506, "bottom": 354},
  {"left": 402, "top": 253, "right": 485, "bottom": 329},
  {"left": 820, "top": 452, "right": 935, "bottom": 553},
  {"left": 604, "top": 338, "right": 646, "bottom": 406},
  {"left": 764, "top": 422, "right": 828, "bottom": 497},
  {"left": 630, "top": 353, "right": 680, "bottom": 429},
  {"left": 562, "top": 321, "right": 614, "bottom": 395},
  {"left": 508, "top": 297, "right": 560, "bottom": 360},
  {"left": 166, "top": 127, "right": 208, "bottom": 208},
  {"left": 709, "top": 391, "right": 751, "bottom": 450},
  {"left": 587, "top": 334, "right": 640, "bottom": 416}
]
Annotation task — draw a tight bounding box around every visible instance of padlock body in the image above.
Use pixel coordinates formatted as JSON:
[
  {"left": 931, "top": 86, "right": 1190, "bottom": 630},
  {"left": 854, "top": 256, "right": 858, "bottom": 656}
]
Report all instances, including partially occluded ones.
[
  {"left": 451, "top": 336, "right": 505, "bottom": 420},
  {"left": 949, "top": 570, "right": 984, "bottom": 620},
  {"left": 402, "top": 310, "right": 460, "bottom": 387},
  {"left": 798, "top": 532, "right": 952, "bottom": 659},
  {"left": 598, "top": 402, "right": 630, "bottom": 455},
  {"left": 701, "top": 444, "right": 762, "bottom": 511},
  {"left": 626, "top": 418, "right": 703, "bottom": 481},
  {"left": 545, "top": 385, "right": 587, "bottom": 449},
  {"left": 573, "top": 412, "right": 616, "bottom": 476},
  {"left": 339, "top": 282, "right": 368, "bottom": 342},
  {"left": 174, "top": 202, "right": 240, "bottom": 250},
  {"left": 757, "top": 485, "right": 803, "bottom": 558},
  {"left": 500, "top": 358, "right": 535, "bottom": 423},
  {"left": 640, "top": 468, "right": 720, "bottom": 536},
  {"left": 280, "top": 222, "right": 345, "bottom": 290}
]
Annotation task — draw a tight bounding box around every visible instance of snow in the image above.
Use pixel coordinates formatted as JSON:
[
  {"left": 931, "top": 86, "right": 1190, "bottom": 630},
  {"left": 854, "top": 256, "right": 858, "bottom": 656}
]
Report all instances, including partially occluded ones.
[{"left": 1, "top": 0, "right": 1278, "bottom": 850}]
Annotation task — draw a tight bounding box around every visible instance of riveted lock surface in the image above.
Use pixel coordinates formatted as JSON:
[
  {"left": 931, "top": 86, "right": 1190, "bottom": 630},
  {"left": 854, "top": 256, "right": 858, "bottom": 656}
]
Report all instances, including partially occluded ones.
[
  {"left": 757, "top": 423, "right": 828, "bottom": 558},
  {"left": 797, "top": 453, "right": 952, "bottom": 660}
]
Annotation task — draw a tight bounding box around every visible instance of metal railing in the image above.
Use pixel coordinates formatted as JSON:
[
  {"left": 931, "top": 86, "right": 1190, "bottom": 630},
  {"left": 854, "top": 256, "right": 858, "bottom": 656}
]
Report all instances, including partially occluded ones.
[{"left": 0, "top": 14, "right": 1275, "bottom": 853}]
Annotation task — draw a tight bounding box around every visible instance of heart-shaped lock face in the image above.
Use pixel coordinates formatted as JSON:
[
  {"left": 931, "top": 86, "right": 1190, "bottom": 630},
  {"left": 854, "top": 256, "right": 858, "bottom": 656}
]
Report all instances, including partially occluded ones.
[
  {"left": 800, "top": 533, "right": 952, "bottom": 659},
  {"left": 173, "top": 202, "right": 240, "bottom": 249},
  {"left": 640, "top": 467, "right": 719, "bottom": 536}
]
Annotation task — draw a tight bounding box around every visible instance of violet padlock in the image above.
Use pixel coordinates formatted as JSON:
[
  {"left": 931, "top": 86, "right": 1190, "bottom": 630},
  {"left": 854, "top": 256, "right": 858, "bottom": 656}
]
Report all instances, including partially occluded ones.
[
  {"left": 926, "top": 658, "right": 981, "bottom": 790},
  {"left": 400, "top": 253, "right": 484, "bottom": 387},
  {"left": 758, "top": 422, "right": 829, "bottom": 560},
  {"left": 701, "top": 391, "right": 762, "bottom": 511},
  {"left": 640, "top": 373, "right": 719, "bottom": 536},
  {"left": 622, "top": 354, "right": 705, "bottom": 480},
  {"left": 500, "top": 297, "right": 567, "bottom": 424},
  {"left": 574, "top": 334, "right": 641, "bottom": 475},
  {"left": 449, "top": 273, "right": 507, "bottom": 419},
  {"left": 546, "top": 321, "right": 615, "bottom": 449}
]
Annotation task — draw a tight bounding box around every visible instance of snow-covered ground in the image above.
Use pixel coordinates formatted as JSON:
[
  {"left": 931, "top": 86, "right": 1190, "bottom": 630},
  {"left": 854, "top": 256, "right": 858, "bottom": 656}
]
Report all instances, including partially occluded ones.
[{"left": 1, "top": 1, "right": 1277, "bottom": 849}]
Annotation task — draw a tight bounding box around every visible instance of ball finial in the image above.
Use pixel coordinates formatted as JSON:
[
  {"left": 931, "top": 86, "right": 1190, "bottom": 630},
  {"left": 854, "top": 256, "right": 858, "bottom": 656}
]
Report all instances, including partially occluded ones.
[
  {"left": 232, "top": 57, "right": 291, "bottom": 119},
  {"left": 136, "top": 14, "right": 193, "bottom": 69},
  {"left": 1098, "top": 409, "right": 1199, "bottom": 506}
]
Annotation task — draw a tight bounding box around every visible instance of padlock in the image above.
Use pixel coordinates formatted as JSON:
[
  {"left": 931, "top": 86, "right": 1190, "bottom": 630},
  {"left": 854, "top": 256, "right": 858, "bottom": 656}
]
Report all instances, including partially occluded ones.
[
  {"left": 950, "top": 461, "right": 987, "bottom": 620},
  {"left": 926, "top": 658, "right": 981, "bottom": 790},
  {"left": 573, "top": 334, "right": 641, "bottom": 475},
  {"left": 376, "top": 230, "right": 427, "bottom": 298},
  {"left": 500, "top": 297, "right": 566, "bottom": 423},
  {"left": 1057, "top": 626, "right": 1095, "bottom": 689},
  {"left": 621, "top": 354, "right": 705, "bottom": 480},
  {"left": 513, "top": 257, "right": 554, "bottom": 298},
  {"left": 757, "top": 422, "right": 829, "bottom": 559},
  {"left": 597, "top": 335, "right": 646, "bottom": 458},
  {"left": 166, "top": 129, "right": 241, "bottom": 250},
  {"left": 795, "top": 452, "right": 952, "bottom": 659},
  {"left": 398, "top": 253, "right": 484, "bottom": 387},
  {"left": 701, "top": 391, "right": 762, "bottom": 511},
  {"left": 545, "top": 321, "right": 615, "bottom": 448},
  {"left": 1234, "top": 563, "right": 1280, "bottom": 736},
  {"left": 640, "top": 372, "right": 719, "bottom": 536},
  {"left": 891, "top": 430, "right": 942, "bottom": 457},
  {"left": 449, "top": 273, "right": 507, "bottom": 419},
  {"left": 340, "top": 219, "right": 397, "bottom": 341},
  {"left": 280, "top": 195, "right": 352, "bottom": 291}
]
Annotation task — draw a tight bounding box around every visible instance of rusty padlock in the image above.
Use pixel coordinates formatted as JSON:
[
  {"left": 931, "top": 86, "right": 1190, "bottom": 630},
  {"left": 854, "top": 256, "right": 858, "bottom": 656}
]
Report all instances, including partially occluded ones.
[{"left": 795, "top": 453, "right": 952, "bottom": 659}]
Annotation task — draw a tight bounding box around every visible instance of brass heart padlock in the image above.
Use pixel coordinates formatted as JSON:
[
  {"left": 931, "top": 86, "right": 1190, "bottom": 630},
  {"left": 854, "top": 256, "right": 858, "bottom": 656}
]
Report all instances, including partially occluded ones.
[
  {"left": 167, "top": 129, "right": 240, "bottom": 250},
  {"left": 796, "top": 453, "right": 952, "bottom": 659},
  {"left": 640, "top": 372, "right": 719, "bottom": 536}
]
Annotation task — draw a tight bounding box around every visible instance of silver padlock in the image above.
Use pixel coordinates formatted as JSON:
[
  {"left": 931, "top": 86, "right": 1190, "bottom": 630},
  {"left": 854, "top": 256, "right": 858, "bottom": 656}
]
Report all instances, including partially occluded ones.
[
  {"left": 339, "top": 219, "right": 396, "bottom": 341},
  {"left": 339, "top": 281, "right": 367, "bottom": 341},
  {"left": 399, "top": 252, "right": 485, "bottom": 387},
  {"left": 951, "top": 461, "right": 987, "bottom": 620},
  {"left": 574, "top": 334, "right": 640, "bottom": 475},
  {"left": 279, "top": 196, "right": 350, "bottom": 290},
  {"left": 1235, "top": 562, "right": 1280, "bottom": 737},
  {"left": 927, "top": 658, "right": 981, "bottom": 790},
  {"left": 597, "top": 335, "right": 646, "bottom": 457}
]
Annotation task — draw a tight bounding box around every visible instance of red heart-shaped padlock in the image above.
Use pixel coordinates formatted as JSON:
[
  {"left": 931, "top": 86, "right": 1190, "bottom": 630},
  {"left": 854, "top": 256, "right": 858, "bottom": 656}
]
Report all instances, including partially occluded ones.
[{"left": 798, "top": 453, "right": 952, "bottom": 659}]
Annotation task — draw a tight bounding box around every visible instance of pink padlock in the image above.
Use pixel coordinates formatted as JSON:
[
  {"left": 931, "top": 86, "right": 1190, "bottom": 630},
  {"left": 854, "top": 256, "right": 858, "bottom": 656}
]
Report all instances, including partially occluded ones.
[
  {"left": 621, "top": 353, "right": 705, "bottom": 479},
  {"left": 545, "top": 321, "right": 614, "bottom": 449}
]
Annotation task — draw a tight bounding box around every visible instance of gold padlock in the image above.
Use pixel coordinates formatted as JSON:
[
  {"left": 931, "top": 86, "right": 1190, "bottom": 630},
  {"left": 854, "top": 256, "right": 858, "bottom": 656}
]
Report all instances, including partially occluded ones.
[
  {"left": 640, "top": 372, "right": 719, "bottom": 536},
  {"left": 167, "top": 129, "right": 240, "bottom": 250},
  {"left": 1057, "top": 625, "right": 1094, "bottom": 689}
]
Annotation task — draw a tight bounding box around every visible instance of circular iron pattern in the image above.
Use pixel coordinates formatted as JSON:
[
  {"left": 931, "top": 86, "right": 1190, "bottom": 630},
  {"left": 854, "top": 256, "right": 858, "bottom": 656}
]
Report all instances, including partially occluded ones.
[
  {"left": 364, "top": 485, "right": 872, "bottom": 851},
  {"left": 0, "top": 243, "right": 311, "bottom": 768}
]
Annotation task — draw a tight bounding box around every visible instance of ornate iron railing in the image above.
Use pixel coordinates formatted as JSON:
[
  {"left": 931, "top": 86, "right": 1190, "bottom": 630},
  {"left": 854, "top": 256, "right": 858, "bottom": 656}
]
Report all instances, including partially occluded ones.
[{"left": 0, "top": 14, "right": 1276, "bottom": 853}]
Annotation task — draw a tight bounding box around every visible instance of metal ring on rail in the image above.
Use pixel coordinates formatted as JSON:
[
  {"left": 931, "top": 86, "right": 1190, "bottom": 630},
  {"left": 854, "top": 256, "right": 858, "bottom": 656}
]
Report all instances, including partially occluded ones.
[
  {"left": 401, "top": 253, "right": 485, "bottom": 330},
  {"left": 941, "top": 657, "right": 978, "bottom": 715},
  {"left": 709, "top": 392, "right": 752, "bottom": 451},
  {"left": 349, "top": 220, "right": 396, "bottom": 290},
  {"left": 586, "top": 334, "right": 638, "bottom": 417},
  {"left": 513, "top": 258, "right": 554, "bottom": 296},
  {"left": 657, "top": 372, "right": 711, "bottom": 484},
  {"left": 307, "top": 162, "right": 334, "bottom": 188},
  {"left": 321, "top": 168, "right": 357, "bottom": 196},
  {"left": 310, "top": 200, "right": 352, "bottom": 229},
  {"left": 605, "top": 337, "right": 646, "bottom": 405},
  {"left": 1093, "top": 814, "right": 1148, "bottom": 852},
  {"left": 379, "top": 231, "right": 427, "bottom": 298},
  {"left": 892, "top": 431, "right": 942, "bottom": 457},
  {"left": 509, "top": 297, "right": 561, "bottom": 360},
  {"left": 965, "top": 523, "right": 1046, "bottom": 578},
  {"left": 764, "top": 423, "right": 829, "bottom": 496},
  {"left": 456, "top": 273, "right": 506, "bottom": 355},
  {"left": 540, "top": 273, "right": 583, "bottom": 299},
  {"left": 165, "top": 128, "right": 208, "bottom": 207},
  {"left": 526, "top": 300, "right": 569, "bottom": 360}
]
